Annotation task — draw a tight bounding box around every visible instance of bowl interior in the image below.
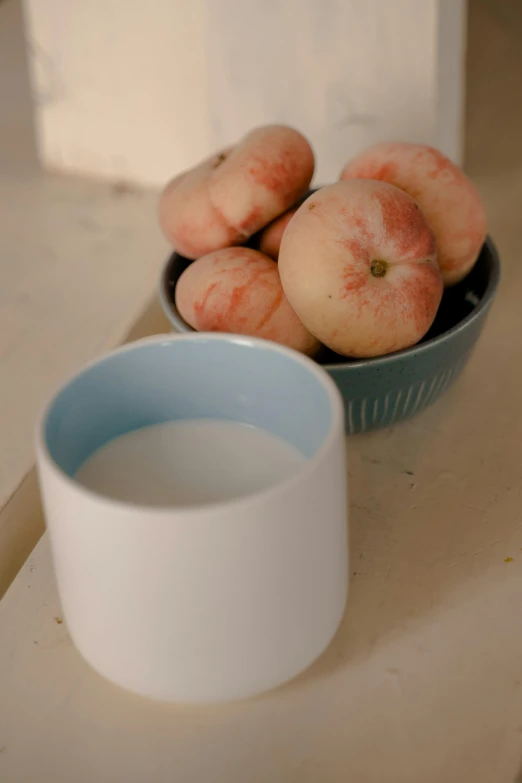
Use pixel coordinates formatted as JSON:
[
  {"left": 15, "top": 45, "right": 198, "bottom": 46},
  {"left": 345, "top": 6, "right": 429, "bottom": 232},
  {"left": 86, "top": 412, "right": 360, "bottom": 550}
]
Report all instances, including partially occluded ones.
[{"left": 161, "top": 238, "right": 499, "bottom": 367}]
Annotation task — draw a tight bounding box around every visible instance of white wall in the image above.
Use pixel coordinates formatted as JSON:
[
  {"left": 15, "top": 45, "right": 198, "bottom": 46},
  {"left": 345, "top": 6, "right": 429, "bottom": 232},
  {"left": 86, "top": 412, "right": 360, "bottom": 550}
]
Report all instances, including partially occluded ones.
[
  {"left": 23, "top": 0, "right": 209, "bottom": 185},
  {"left": 23, "top": 0, "right": 467, "bottom": 188}
]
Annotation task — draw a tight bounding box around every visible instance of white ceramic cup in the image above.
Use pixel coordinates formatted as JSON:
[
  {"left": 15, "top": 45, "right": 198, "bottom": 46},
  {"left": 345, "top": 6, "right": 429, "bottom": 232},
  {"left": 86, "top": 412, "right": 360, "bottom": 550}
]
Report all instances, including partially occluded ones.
[{"left": 37, "top": 334, "right": 348, "bottom": 703}]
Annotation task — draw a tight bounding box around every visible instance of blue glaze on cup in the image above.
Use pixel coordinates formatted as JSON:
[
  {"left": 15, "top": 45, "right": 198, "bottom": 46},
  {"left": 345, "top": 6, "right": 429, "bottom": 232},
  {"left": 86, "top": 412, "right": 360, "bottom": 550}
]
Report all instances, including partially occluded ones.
[{"left": 44, "top": 335, "right": 338, "bottom": 477}]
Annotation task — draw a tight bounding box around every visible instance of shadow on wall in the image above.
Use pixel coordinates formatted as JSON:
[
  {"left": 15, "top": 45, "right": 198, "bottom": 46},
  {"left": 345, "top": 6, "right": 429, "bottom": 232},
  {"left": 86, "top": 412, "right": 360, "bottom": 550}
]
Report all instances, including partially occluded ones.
[
  {"left": 0, "top": 0, "right": 39, "bottom": 170},
  {"left": 465, "top": 0, "right": 522, "bottom": 176}
]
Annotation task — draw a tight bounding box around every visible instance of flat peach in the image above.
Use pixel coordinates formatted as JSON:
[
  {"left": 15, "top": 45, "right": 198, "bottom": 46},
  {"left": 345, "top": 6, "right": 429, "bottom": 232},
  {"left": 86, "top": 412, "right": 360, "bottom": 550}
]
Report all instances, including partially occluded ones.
[
  {"left": 209, "top": 126, "right": 314, "bottom": 238},
  {"left": 175, "top": 247, "right": 320, "bottom": 355},
  {"left": 340, "top": 142, "right": 487, "bottom": 285},
  {"left": 258, "top": 208, "right": 298, "bottom": 260},
  {"left": 278, "top": 180, "right": 443, "bottom": 358},
  {"left": 158, "top": 149, "right": 240, "bottom": 259},
  {"left": 159, "top": 125, "right": 314, "bottom": 260}
]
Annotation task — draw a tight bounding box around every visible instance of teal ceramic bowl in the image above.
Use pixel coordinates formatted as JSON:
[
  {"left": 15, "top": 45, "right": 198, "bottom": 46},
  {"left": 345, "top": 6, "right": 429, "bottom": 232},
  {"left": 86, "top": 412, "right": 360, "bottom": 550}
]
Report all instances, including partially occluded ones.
[{"left": 159, "top": 238, "right": 500, "bottom": 434}]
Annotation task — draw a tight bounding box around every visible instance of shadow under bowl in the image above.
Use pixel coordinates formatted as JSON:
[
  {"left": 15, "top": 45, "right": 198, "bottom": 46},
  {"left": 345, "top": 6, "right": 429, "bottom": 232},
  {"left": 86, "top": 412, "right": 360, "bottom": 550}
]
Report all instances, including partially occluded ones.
[{"left": 159, "top": 238, "right": 500, "bottom": 434}]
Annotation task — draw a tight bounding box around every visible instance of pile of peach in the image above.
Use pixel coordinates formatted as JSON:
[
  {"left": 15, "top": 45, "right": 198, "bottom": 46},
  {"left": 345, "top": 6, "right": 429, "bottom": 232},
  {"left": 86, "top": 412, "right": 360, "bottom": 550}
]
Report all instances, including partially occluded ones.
[{"left": 159, "top": 125, "right": 487, "bottom": 359}]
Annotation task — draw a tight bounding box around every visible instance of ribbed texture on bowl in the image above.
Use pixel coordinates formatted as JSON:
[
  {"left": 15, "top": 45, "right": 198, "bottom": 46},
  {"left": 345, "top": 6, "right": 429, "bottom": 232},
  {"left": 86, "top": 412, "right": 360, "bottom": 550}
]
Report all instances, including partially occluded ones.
[{"left": 332, "top": 353, "right": 471, "bottom": 434}]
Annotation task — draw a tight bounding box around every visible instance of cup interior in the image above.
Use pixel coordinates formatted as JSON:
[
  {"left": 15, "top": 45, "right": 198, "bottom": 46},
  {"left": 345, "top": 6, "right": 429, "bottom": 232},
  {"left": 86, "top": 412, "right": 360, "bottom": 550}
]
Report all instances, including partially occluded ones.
[{"left": 43, "top": 335, "right": 338, "bottom": 481}]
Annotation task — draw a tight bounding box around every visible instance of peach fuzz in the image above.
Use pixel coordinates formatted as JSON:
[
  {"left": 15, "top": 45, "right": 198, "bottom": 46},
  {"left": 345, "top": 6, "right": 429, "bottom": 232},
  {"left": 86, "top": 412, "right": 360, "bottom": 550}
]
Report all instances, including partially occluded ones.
[
  {"left": 158, "top": 149, "right": 240, "bottom": 259},
  {"left": 258, "top": 208, "right": 298, "bottom": 260},
  {"left": 340, "top": 142, "right": 487, "bottom": 286},
  {"left": 159, "top": 125, "right": 314, "bottom": 260},
  {"left": 175, "top": 247, "right": 320, "bottom": 356},
  {"left": 278, "top": 180, "right": 443, "bottom": 358}
]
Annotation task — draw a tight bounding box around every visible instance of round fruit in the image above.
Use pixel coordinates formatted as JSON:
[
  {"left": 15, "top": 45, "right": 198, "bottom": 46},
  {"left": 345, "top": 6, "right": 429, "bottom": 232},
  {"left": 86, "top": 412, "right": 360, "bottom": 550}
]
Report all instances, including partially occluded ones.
[
  {"left": 258, "top": 208, "right": 298, "bottom": 260},
  {"left": 340, "top": 142, "right": 486, "bottom": 286},
  {"left": 159, "top": 125, "right": 314, "bottom": 259},
  {"left": 278, "top": 180, "right": 443, "bottom": 358},
  {"left": 175, "top": 247, "right": 320, "bottom": 355}
]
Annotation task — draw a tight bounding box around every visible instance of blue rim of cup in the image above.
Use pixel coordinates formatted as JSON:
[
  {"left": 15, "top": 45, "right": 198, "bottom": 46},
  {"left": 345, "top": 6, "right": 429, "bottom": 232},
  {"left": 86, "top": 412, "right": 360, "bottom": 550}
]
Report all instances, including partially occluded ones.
[{"left": 36, "top": 333, "right": 345, "bottom": 515}]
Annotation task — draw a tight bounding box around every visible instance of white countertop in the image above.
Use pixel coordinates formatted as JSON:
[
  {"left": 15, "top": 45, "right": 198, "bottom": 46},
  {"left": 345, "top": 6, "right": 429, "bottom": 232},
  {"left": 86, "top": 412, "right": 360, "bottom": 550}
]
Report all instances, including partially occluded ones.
[
  {"left": 0, "top": 170, "right": 169, "bottom": 511},
  {"left": 0, "top": 169, "right": 170, "bottom": 591}
]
